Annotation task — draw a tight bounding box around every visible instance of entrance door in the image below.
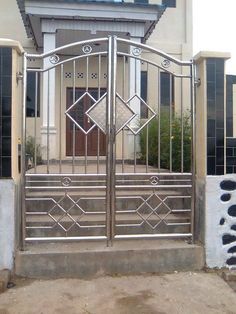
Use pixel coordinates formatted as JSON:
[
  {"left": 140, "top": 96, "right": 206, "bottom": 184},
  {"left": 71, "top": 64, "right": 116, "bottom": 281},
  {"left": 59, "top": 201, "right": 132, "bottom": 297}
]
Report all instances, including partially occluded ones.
[{"left": 66, "top": 88, "right": 106, "bottom": 156}]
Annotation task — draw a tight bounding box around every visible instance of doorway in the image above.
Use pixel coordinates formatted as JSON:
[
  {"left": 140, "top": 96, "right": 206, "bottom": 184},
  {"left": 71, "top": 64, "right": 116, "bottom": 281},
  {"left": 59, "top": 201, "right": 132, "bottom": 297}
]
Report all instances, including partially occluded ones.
[{"left": 66, "top": 88, "right": 106, "bottom": 156}]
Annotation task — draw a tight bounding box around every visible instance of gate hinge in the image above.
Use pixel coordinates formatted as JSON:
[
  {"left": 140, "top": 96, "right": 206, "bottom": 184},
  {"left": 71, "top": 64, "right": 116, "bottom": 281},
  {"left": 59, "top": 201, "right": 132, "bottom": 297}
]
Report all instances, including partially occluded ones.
[
  {"left": 194, "top": 78, "right": 201, "bottom": 87},
  {"left": 16, "top": 72, "right": 23, "bottom": 84}
]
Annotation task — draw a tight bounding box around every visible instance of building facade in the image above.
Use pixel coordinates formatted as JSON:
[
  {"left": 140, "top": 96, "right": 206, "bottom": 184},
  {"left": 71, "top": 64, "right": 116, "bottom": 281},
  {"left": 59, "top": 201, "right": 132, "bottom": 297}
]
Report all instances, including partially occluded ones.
[{"left": 0, "top": 0, "right": 193, "bottom": 160}]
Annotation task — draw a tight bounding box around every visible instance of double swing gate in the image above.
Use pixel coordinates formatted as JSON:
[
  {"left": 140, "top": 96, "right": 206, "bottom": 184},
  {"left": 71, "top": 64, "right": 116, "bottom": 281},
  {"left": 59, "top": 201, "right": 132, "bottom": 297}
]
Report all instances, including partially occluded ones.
[{"left": 22, "top": 36, "right": 195, "bottom": 245}]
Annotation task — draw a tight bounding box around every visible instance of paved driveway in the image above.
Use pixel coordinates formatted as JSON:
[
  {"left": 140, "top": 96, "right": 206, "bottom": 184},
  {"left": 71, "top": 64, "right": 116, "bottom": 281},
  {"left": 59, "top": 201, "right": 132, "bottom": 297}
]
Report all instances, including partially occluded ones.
[{"left": 0, "top": 272, "right": 235, "bottom": 314}]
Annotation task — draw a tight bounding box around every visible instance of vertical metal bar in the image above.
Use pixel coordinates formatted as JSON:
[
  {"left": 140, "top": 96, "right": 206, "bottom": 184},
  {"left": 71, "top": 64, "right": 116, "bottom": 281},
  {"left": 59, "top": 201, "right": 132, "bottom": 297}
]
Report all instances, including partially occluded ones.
[
  {"left": 134, "top": 53, "right": 137, "bottom": 174},
  {"left": 86, "top": 56, "right": 89, "bottom": 92},
  {"left": 47, "top": 71, "right": 50, "bottom": 174},
  {"left": 85, "top": 135, "right": 88, "bottom": 174},
  {"left": 169, "top": 74, "right": 173, "bottom": 173},
  {"left": 106, "top": 36, "right": 117, "bottom": 246},
  {"left": 20, "top": 53, "right": 27, "bottom": 250},
  {"left": 190, "top": 62, "right": 196, "bottom": 243},
  {"left": 97, "top": 55, "right": 101, "bottom": 174},
  {"left": 98, "top": 55, "right": 101, "bottom": 98},
  {"left": 134, "top": 53, "right": 137, "bottom": 95},
  {"left": 181, "top": 77, "right": 184, "bottom": 173},
  {"left": 122, "top": 56, "right": 126, "bottom": 173},
  {"left": 97, "top": 129, "right": 100, "bottom": 174},
  {"left": 146, "top": 124, "right": 149, "bottom": 173},
  {"left": 72, "top": 60, "right": 76, "bottom": 174},
  {"left": 34, "top": 71, "right": 38, "bottom": 174},
  {"left": 158, "top": 69, "right": 161, "bottom": 172},
  {"left": 85, "top": 56, "right": 89, "bottom": 173},
  {"left": 122, "top": 128, "right": 125, "bottom": 173},
  {"left": 59, "top": 64, "right": 63, "bottom": 174},
  {"left": 134, "top": 135, "right": 137, "bottom": 173},
  {"left": 123, "top": 55, "right": 125, "bottom": 99}
]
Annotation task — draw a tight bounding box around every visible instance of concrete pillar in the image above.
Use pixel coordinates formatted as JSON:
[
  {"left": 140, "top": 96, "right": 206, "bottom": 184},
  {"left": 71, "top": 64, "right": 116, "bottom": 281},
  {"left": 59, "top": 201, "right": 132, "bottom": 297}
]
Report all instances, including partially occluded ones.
[
  {"left": 127, "top": 36, "right": 141, "bottom": 158},
  {"left": 0, "top": 180, "right": 16, "bottom": 270},
  {"left": 41, "top": 32, "right": 57, "bottom": 159},
  {"left": 194, "top": 51, "right": 234, "bottom": 269},
  {"left": 0, "top": 39, "right": 24, "bottom": 270}
]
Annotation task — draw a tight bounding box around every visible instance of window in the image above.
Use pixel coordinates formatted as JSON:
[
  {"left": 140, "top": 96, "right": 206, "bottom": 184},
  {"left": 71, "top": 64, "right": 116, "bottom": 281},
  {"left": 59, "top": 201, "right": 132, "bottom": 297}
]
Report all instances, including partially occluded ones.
[
  {"left": 26, "top": 72, "right": 40, "bottom": 117},
  {"left": 140, "top": 71, "right": 148, "bottom": 118},
  {"left": 160, "top": 72, "right": 174, "bottom": 108},
  {"left": 162, "top": 0, "right": 176, "bottom": 8}
]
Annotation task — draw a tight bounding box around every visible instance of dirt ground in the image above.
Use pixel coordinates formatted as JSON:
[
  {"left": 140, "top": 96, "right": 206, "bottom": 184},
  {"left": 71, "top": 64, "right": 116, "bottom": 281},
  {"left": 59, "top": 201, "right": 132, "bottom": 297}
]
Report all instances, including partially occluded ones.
[{"left": 0, "top": 272, "right": 235, "bottom": 314}]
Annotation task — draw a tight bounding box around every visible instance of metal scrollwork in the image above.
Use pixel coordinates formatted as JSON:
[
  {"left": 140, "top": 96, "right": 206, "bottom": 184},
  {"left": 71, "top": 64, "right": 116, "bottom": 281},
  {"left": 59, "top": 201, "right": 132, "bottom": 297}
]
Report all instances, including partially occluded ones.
[
  {"left": 132, "top": 47, "right": 142, "bottom": 56},
  {"left": 82, "top": 45, "right": 92, "bottom": 54},
  {"left": 150, "top": 176, "right": 159, "bottom": 185},
  {"left": 61, "top": 177, "right": 72, "bottom": 187},
  {"left": 162, "top": 59, "right": 171, "bottom": 68},
  {"left": 49, "top": 54, "right": 60, "bottom": 64}
]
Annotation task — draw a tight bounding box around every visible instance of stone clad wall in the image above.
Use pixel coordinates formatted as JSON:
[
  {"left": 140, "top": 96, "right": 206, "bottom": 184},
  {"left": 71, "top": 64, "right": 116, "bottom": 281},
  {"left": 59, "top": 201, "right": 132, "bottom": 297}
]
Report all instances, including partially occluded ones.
[
  {"left": 0, "top": 47, "right": 12, "bottom": 177},
  {"left": 205, "top": 176, "right": 236, "bottom": 269}
]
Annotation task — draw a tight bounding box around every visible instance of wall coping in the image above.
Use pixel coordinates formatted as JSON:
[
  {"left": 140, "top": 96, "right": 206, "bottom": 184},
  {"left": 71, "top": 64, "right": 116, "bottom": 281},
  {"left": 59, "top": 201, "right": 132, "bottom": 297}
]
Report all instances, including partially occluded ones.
[
  {"left": 0, "top": 38, "right": 24, "bottom": 55},
  {"left": 194, "top": 51, "right": 231, "bottom": 64}
]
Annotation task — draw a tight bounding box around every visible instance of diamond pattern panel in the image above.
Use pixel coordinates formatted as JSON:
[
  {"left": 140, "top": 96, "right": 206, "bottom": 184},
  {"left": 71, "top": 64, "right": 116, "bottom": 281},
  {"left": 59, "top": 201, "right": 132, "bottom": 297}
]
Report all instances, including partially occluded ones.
[
  {"left": 48, "top": 193, "right": 85, "bottom": 232},
  {"left": 86, "top": 93, "right": 136, "bottom": 134},
  {"left": 86, "top": 94, "right": 107, "bottom": 133},
  {"left": 65, "top": 92, "right": 96, "bottom": 135},
  {"left": 116, "top": 94, "right": 136, "bottom": 133},
  {"left": 136, "top": 193, "right": 172, "bottom": 230},
  {"left": 126, "top": 94, "right": 157, "bottom": 135}
]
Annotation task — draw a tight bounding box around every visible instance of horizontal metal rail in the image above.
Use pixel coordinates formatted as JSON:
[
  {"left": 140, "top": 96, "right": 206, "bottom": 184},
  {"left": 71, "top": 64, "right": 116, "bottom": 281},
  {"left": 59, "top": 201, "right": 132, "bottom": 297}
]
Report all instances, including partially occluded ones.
[
  {"left": 25, "top": 185, "right": 192, "bottom": 190},
  {"left": 25, "top": 236, "right": 107, "bottom": 242},
  {"left": 117, "top": 37, "right": 193, "bottom": 66},
  {"left": 117, "top": 52, "right": 191, "bottom": 78},
  {"left": 27, "top": 37, "right": 108, "bottom": 59},
  {"left": 115, "top": 233, "right": 192, "bottom": 239}
]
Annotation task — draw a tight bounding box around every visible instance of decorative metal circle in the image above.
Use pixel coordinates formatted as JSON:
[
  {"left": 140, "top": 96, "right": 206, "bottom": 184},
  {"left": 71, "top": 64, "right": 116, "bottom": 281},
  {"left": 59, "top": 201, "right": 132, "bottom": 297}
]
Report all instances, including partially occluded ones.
[
  {"left": 150, "top": 176, "right": 159, "bottom": 185},
  {"left": 49, "top": 54, "right": 60, "bottom": 64},
  {"left": 132, "top": 47, "right": 142, "bottom": 56},
  {"left": 82, "top": 45, "right": 92, "bottom": 54},
  {"left": 161, "top": 59, "right": 171, "bottom": 68},
  {"left": 61, "top": 177, "right": 72, "bottom": 187}
]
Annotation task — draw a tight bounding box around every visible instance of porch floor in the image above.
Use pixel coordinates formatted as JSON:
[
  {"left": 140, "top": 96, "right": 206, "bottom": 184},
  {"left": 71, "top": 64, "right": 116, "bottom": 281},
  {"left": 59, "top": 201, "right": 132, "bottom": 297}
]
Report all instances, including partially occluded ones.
[{"left": 27, "top": 162, "right": 161, "bottom": 174}]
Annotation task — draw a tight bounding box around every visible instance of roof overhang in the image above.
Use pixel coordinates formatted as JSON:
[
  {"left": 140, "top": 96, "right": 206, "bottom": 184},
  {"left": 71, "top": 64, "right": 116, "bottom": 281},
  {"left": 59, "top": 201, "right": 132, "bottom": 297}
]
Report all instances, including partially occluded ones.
[{"left": 17, "top": 0, "right": 166, "bottom": 48}]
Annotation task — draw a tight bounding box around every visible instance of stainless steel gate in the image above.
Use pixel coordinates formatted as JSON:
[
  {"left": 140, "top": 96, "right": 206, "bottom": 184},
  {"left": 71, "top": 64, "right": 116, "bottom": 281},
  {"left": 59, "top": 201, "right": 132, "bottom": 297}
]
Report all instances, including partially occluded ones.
[{"left": 21, "top": 36, "right": 195, "bottom": 246}]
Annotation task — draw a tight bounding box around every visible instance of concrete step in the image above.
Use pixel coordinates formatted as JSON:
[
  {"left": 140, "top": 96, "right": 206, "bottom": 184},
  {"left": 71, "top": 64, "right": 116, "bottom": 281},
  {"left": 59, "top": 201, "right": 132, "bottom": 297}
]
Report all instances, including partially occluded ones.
[{"left": 15, "top": 240, "right": 204, "bottom": 279}]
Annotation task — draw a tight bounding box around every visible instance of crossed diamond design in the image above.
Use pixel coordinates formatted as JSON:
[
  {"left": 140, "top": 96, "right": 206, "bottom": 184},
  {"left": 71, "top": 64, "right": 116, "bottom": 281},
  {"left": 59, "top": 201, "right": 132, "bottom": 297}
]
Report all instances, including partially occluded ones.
[
  {"left": 126, "top": 94, "right": 157, "bottom": 135},
  {"left": 86, "top": 93, "right": 136, "bottom": 134},
  {"left": 48, "top": 193, "right": 85, "bottom": 232},
  {"left": 136, "top": 193, "right": 172, "bottom": 229},
  {"left": 66, "top": 91, "right": 157, "bottom": 135},
  {"left": 65, "top": 92, "right": 97, "bottom": 134}
]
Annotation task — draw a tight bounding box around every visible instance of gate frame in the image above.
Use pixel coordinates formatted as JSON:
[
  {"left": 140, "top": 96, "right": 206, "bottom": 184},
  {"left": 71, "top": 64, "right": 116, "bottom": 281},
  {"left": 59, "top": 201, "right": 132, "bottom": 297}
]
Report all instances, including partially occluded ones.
[{"left": 20, "top": 35, "right": 196, "bottom": 248}]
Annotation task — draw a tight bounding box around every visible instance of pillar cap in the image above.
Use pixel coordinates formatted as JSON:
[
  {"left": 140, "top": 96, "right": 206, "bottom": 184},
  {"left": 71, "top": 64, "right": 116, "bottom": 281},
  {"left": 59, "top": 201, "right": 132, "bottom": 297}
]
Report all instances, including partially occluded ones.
[
  {"left": 0, "top": 38, "right": 24, "bottom": 55},
  {"left": 194, "top": 51, "right": 231, "bottom": 64}
]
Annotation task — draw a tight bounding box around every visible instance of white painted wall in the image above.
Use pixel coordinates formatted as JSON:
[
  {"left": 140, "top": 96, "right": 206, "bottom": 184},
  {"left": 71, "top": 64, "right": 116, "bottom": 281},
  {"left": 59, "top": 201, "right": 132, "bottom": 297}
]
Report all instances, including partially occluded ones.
[
  {"left": 0, "top": 180, "right": 15, "bottom": 270},
  {"left": 0, "top": 0, "right": 35, "bottom": 52}
]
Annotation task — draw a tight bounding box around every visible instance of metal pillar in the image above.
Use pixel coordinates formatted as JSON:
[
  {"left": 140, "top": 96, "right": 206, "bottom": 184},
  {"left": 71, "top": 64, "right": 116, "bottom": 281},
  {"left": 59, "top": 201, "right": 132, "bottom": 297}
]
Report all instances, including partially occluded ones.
[{"left": 106, "top": 36, "right": 117, "bottom": 246}]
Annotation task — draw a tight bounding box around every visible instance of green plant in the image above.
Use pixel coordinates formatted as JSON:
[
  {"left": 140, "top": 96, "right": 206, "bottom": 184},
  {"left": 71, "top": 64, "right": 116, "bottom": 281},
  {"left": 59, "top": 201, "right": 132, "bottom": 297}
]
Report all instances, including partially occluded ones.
[
  {"left": 25, "top": 136, "right": 42, "bottom": 165},
  {"left": 140, "top": 111, "right": 191, "bottom": 172}
]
